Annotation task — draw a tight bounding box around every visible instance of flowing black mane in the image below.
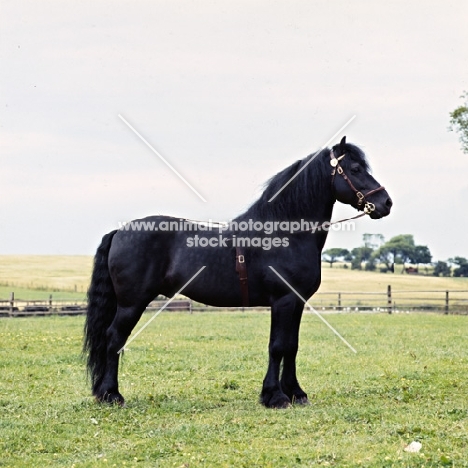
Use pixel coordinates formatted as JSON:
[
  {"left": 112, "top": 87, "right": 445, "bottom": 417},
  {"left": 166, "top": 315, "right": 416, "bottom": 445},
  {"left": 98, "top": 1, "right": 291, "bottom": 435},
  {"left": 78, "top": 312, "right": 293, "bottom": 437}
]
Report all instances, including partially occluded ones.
[
  {"left": 237, "top": 149, "right": 331, "bottom": 222},
  {"left": 237, "top": 143, "right": 370, "bottom": 222}
]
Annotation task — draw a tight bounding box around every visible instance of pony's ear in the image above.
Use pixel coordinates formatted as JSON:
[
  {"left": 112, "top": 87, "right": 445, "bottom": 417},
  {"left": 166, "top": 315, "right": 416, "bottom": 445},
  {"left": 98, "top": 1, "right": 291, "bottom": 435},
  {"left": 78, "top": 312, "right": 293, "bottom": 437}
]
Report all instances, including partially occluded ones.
[{"left": 339, "top": 136, "right": 347, "bottom": 154}]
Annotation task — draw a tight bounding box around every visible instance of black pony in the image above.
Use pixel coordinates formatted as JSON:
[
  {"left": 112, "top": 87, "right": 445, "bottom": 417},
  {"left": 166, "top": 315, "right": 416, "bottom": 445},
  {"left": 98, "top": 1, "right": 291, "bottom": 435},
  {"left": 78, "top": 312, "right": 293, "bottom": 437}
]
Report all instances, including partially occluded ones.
[{"left": 84, "top": 137, "right": 392, "bottom": 408}]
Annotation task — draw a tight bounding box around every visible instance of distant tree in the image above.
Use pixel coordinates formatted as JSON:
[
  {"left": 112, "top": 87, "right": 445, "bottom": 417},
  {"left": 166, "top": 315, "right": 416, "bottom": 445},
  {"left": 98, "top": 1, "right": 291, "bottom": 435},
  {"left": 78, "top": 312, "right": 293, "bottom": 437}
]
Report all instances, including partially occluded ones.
[
  {"left": 373, "top": 235, "right": 432, "bottom": 274},
  {"left": 322, "top": 248, "right": 350, "bottom": 268},
  {"left": 454, "top": 265, "right": 468, "bottom": 277},
  {"left": 373, "top": 234, "right": 415, "bottom": 273},
  {"left": 350, "top": 246, "right": 374, "bottom": 270},
  {"left": 365, "top": 257, "right": 377, "bottom": 271},
  {"left": 351, "top": 256, "right": 362, "bottom": 270},
  {"left": 433, "top": 261, "right": 451, "bottom": 277},
  {"left": 449, "top": 91, "right": 468, "bottom": 154},
  {"left": 372, "top": 247, "right": 394, "bottom": 272},
  {"left": 449, "top": 256, "right": 468, "bottom": 266},
  {"left": 412, "top": 245, "right": 432, "bottom": 267},
  {"left": 449, "top": 256, "right": 468, "bottom": 277},
  {"left": 344, "top": 252, "right": 354, "bottom": 262},
  {"left": 349, "top": 234, "right": 384, "bottom": 270}
]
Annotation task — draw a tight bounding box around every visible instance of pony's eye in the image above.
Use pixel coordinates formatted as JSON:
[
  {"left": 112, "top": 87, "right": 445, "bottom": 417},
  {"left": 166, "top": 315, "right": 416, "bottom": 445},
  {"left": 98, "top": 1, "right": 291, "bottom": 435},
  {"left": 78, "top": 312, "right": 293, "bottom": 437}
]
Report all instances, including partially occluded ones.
[{"left": 350, "top": 165, "right": 361, "bottom": 174}]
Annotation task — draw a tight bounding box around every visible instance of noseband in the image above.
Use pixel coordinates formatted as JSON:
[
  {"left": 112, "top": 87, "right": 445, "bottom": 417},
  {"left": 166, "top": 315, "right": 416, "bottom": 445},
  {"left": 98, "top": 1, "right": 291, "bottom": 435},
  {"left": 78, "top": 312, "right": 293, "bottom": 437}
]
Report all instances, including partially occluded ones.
[{"left": 330, "top": 150, "right": 385, "bottom": 215}]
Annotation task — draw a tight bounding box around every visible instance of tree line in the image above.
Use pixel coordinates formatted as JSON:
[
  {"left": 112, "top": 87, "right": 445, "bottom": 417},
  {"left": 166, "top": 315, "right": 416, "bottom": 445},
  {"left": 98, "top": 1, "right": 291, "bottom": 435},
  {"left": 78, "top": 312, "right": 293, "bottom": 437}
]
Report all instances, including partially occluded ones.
[{"left": 322, "top": 234, "right": 468, "bottom": 277}]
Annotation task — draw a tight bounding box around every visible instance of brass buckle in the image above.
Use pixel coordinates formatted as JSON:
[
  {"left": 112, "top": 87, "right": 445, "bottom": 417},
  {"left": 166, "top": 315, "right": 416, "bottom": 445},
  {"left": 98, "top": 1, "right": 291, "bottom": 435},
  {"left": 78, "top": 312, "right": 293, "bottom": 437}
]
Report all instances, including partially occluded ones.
[
  {"left": 364, "top": 202, "right": 375, "bottom": 214},
  {"left": 238, "top": 255, "right": 245, "bottom": 263},
  {"left": 356, "top": 192, "right": 365, "bottom": 205}
]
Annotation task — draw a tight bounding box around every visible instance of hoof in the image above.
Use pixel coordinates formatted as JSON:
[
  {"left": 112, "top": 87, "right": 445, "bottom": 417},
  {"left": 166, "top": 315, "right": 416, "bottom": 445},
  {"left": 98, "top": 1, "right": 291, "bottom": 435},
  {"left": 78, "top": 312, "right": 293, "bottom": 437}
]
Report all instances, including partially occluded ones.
[
  {"left": 274, "top": 401, "right": 293, "bottom": 409},
  {"left": 261, "top": 391, "right": 292, "bottom": 409},
  {"left": 292, "top": 396, "right": 310, "bottom": 405},
  {"left": 95, "top": 391, "right": 125, "bottom": 406}
]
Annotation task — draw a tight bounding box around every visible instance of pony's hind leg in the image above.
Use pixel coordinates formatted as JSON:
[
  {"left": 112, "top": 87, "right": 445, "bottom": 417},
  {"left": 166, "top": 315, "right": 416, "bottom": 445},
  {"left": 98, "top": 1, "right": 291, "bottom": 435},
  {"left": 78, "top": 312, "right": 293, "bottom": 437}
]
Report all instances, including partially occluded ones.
[{"left": 94, "top": 304, "right": 147, "bottom": 405}]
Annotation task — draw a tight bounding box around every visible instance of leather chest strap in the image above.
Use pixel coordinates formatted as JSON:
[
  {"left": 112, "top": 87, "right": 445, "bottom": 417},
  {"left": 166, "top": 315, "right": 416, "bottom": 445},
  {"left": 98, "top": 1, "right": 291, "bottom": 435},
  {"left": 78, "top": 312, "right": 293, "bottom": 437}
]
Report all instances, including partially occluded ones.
[{"left": 235, "top": 247, "right": 249, "bottom": 307}]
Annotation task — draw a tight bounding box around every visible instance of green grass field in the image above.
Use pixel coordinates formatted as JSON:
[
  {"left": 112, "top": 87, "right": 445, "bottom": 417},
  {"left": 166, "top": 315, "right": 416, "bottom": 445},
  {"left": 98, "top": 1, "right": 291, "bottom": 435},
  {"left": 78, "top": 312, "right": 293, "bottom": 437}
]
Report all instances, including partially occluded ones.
[{"left": 0, "top": 312, "right": 467, "bottom": 467}]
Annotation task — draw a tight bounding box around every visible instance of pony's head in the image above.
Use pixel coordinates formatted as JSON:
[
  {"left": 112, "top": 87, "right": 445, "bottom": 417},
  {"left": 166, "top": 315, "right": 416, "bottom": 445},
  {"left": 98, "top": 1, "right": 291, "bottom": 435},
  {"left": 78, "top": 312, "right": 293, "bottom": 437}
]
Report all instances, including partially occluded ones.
[{"left": 330, "top": 137, "right": 392, "bottom": 219}]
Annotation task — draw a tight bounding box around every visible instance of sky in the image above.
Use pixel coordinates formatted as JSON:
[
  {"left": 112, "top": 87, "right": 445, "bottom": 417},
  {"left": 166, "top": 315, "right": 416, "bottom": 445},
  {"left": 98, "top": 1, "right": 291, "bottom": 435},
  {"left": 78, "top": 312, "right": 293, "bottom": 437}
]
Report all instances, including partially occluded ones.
[{"left": 1, "top": 0, "right": 468, "bottom": 260}]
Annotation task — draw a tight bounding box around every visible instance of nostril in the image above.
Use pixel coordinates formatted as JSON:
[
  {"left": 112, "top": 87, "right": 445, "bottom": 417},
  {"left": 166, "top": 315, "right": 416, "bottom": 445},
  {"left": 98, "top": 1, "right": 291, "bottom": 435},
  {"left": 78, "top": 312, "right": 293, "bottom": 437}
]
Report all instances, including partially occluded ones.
[{"left": 386, "top": 197, "right": 393, "bottom": 208}]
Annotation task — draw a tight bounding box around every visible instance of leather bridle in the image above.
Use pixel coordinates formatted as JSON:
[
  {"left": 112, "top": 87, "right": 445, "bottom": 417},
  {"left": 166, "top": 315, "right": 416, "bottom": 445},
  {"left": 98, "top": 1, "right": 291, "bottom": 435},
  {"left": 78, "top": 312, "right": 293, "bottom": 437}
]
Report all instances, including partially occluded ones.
[{"left": 330, "top": 149, "right": 385, "bottom": 215}]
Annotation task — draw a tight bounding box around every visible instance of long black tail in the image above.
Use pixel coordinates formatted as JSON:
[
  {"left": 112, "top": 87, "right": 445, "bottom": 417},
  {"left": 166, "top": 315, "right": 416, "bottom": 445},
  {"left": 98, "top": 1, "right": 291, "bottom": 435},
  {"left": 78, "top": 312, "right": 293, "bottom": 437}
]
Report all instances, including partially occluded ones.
[{"left": 83, "top": 230, "right": 118, "bottom": 395}]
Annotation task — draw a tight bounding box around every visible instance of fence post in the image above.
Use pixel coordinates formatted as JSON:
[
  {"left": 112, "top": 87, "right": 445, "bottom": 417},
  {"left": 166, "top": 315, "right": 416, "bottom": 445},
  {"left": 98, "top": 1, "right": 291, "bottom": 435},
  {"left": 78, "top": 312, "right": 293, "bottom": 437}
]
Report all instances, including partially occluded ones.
[
  {"left": 387, "top": 285, "right": 392, "bottom": 314},
  {"left": 338, "top": 292, "right": 341, "bottom": 310},
  {"left": 189, "top": 300, "right": 193, "bottom": 315},
  {"left": 49, "top": 294, "right": 53, "bottom": 311},
  {"left": 445, "top": 290, "right": 449, "bottom": 314},
  {"left": 10, "top": 292, "right": 14, "bottom": 314}
]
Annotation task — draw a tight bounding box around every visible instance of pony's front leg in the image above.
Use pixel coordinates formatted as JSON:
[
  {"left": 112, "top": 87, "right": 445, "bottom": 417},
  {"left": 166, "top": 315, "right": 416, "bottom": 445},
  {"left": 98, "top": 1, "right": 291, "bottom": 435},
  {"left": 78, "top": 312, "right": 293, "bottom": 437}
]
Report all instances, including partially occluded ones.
[
  {"left": 261, "top": 294, "right": 306, "bottom": 408},
  {"left": 280, "top": 301, "right": 309, "bottom": 405}
]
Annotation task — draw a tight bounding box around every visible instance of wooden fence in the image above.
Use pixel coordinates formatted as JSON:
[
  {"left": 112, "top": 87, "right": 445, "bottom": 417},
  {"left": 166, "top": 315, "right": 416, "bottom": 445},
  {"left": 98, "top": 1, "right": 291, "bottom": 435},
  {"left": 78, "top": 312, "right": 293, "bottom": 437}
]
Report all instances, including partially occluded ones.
[
  {"left": 1, "top": 287, "right": 467, "bottom": 317},
  {"left": 0, "top": 293, "right": 192, "bottom": 317},
  {"left": 312, "top": 287, "right": 468, "bottom": 314}
]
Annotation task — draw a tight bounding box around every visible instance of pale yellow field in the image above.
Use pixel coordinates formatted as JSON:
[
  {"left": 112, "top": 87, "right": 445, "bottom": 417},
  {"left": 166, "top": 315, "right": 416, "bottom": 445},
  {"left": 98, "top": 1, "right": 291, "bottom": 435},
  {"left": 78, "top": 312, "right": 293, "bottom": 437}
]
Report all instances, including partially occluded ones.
[
  {"left": 0, "top": 255, "right": 93, "bottom": 293},
  {"left": 320, "top": 265, "right": 468, "bottom": 293},
  {"left": 318, "top": 265, "right": 468, "bottom": 309}
]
